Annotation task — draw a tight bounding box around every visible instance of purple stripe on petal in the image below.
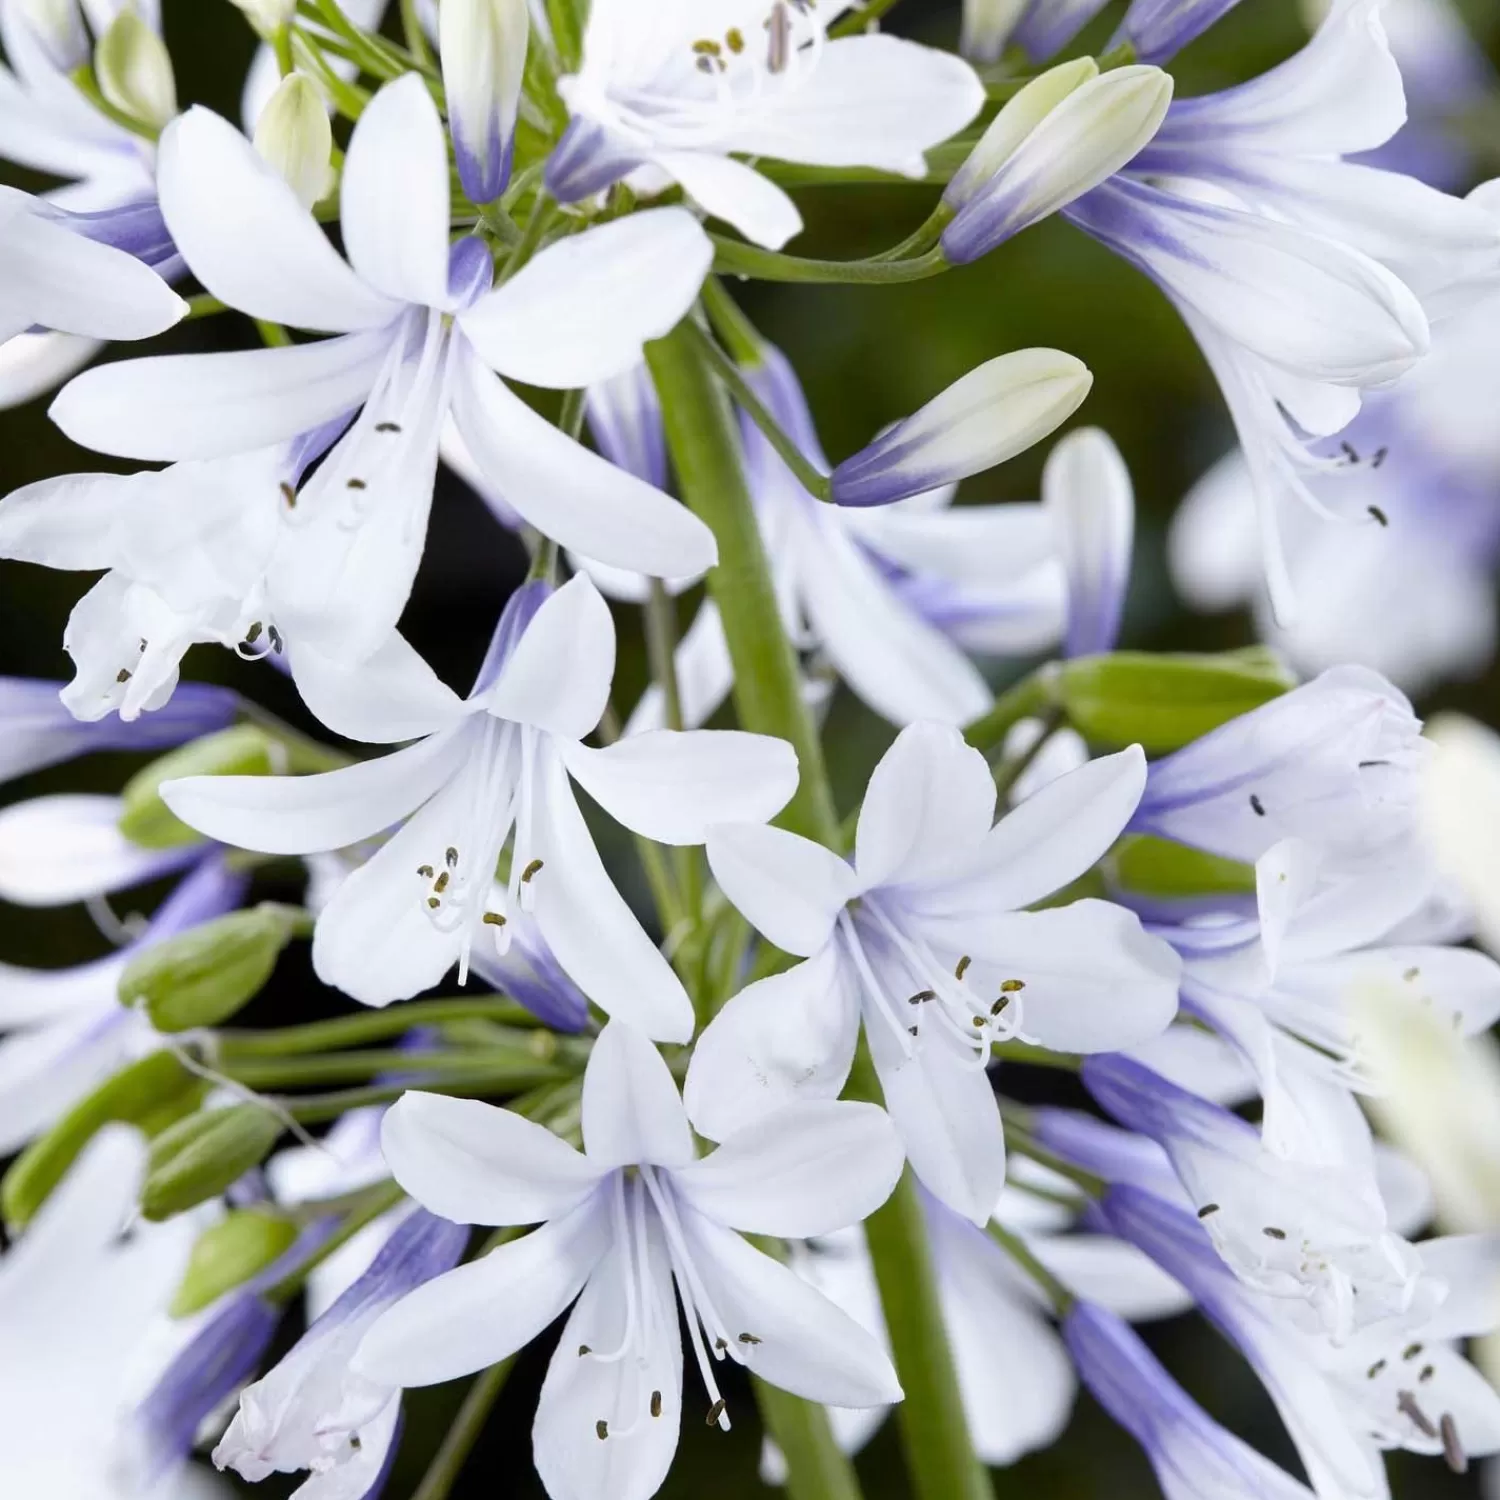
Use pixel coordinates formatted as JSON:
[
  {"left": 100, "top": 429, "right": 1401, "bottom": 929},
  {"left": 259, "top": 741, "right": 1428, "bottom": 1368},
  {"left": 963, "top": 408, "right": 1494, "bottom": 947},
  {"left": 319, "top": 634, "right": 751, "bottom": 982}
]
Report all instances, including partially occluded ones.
[
  {"left": 53, "top": 196, "right": 180, "bottom": 276},
  {"left": 472, "top": 580, "right": 552, "bottom": 696},
  {"left": 315, "top": 1208, "right": 469, "bottom": 1335},
  {"left": 448, "top": 236, "right": 495, "bottom": 310},
  {"left": 1030, "top": 1105, "right": 1179, "bottom": 1198},
  {"left": 544, "top": 117, "right": 644, "bottom": 203}
]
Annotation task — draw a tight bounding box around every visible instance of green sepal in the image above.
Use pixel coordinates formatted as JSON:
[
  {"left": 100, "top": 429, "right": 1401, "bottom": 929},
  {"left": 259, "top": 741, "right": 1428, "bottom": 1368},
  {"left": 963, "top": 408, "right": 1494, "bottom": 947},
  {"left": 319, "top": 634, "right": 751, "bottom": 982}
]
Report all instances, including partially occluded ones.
[
  {"left": 141, "top": 1104, "right": 284, "bottom": 1221},
  {"left": 1056, "top": 649, "right": 1296, "bottom": 754},
  {"left": 119, "top": 903, "right": 302, "bottom": 1032},
  {"left": 169, "top": 1207, "right": 299, "bottom": 1317},
  {"left": 1, "top": 1051, "right": 206, "bottom": 1232},
  {"left": 1107, "top": 834, "right": 1256, "bottom": 899}
]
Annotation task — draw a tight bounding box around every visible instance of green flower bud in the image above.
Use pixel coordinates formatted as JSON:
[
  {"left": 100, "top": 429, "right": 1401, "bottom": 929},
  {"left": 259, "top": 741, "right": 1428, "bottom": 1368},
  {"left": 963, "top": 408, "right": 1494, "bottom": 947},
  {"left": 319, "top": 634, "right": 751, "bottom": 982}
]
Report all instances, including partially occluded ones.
[
  {"left": 169, "top": 1207, "right": 299, "bottom": 1316},
  {"left": 119, "top": 903, "right": 304, "bottom": 1032},
  {"left": 142, "top": 1104, "right": 283, "bottom": 1221},
  {"left": 2, "top": 1051, "right": 206, "bottom": 1232},
  {"left": 253, "top": 73, "right": 335, "bottom": 210},
  {"left": 1107, "top": 834, "right": 1255, "bottom": 900},
  {"left": 1056, "top": 649, "right": 1296, "bottom": 754},
  {"left": 118, "top": 725, "right": 281, "bottom": 849},
  {"left": 95, "top": 6, "right": 177, "bottom": 129}
]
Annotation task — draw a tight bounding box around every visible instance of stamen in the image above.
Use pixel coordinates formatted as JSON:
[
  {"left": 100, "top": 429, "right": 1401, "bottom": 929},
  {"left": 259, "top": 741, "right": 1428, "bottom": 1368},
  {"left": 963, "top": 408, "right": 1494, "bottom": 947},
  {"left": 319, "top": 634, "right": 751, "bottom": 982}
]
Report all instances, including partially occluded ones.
[
  {"left": 1250, "top": 794, "right": 1266, "bottom": 816},
  {"left": 954, "top": 956, "right": 971, "bottom": 981},
  {"left": 1263, "top": 1227, "right": 1287, "bottom": 1240},
  {"left": 706, "top": 1399, "right": 727, "bottom": 1428},
  {"left": 1367, "top": 504, "right": 1389, "bottom": 526},
  {"left": 280, "top": 481, "right": 297, "bottom": 506},
  {"left": 1403, "top": 1343, "right": 1423, "bottom": 1360},
  {"left": 1367, "top": 1359, "right": 1386, "bottom": 1379},
  {"left": 522, "top": 859, "right": 544, "bottom": 883},
  {"left": 651, "top": 1391, "right": 663, "bottom": 1418},
  {"left": 376, "top": 421, "right": 402, "bottom": 433},
  {"left": 1397, "top": 1390, "right": 1438, "bottom": 1439},
  {"left": 596, "top": 1420, "right": 609, "bottom": 1441}
]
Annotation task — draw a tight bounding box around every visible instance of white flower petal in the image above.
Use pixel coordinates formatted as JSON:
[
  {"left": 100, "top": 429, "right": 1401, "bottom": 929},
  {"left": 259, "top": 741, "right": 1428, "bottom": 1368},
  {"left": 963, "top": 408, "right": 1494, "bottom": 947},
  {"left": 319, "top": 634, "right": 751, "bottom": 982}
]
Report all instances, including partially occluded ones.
[
  {"left": 855, "top": 721, "right": 996, "bottom": 890},
  {"left": 0, "top": 1009, "right": 134, "bottom": 1156},
  {"left": 838, "top": 498, "right": 1057, "bottom": 590},
  {"left": 532, "top": 740, "right": 696, "bottom": 1044},
  {"left": 0, "top": 793, "right": 199, "bottom": 905},
  {"left": 679, "top": 1208, "right": 903, "bottom": 1408},
  {"left": 683, "top": 946, "right": 862, "bottom": 1143},
  {"left": 157, "top": 105, "right": 399, "bottom": 333},
  {"left": 353, "top": 1196, "right": 610, "bottom": 1388},
  {"left": 1030, "top": 1234, "right": 1190, "bottom": 1320},
  {"left": 459, "top": 208, "right": 711, "bottom": 388},
  {"left": 0, "top": 331, "right": 100, "bottom": 411},
  {"left": 705, "top": 823, "right": 858, "bottom": 958},
  {"left": 50, "top": 331, "right": 392, "bottom": 462},
  {"left": 484, "top": 573, "right": 615, "bottom": 741},
  {"left": 339, "top": 75, "right": 451, "bottom": 309},
  {"left": 580, "top": 1020, "right": 696, "bottom": 1170},
  {"left": 560, "top": 730, "right": 797, "bottom": 847},
  {"left": 381, "top": 1091, "right": 604, "bottom": 1225},
  {"left": 162, "top": 731, "right": 466, "bottom": 855},
  {"left": 673, "top": 1100, "right": 902, "bottom": 1238},
  {"left": 652, "top": 148, "right": 803, "bottom": 250},
  {"left": 291, "top": 632, "right": 469, "bottom": 745},
  {"left": 450, "top": 349, "right": 717, "bottom": 579}
]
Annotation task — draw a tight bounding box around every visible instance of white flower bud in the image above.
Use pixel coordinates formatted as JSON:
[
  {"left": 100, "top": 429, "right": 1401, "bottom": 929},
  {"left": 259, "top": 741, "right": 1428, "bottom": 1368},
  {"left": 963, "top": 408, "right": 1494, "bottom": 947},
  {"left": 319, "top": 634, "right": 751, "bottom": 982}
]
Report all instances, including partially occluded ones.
[
  {"left": 253, "top": 73, "right": 335, "bottom": 209},
  {"left": 225, "top": 0, "right": 297, "bottom": 34},
  {"left": 94, "top": 5, "right": 177, "bottom": 129},
  {"left": 959, "top": 0, "right": 1028, "bottom": 63},
  {"left": 942, "top": 65, "right": 1173, "bottom": 263},
  {"left": 946, "top": 57, "right": 1099, "bottom": 210}
]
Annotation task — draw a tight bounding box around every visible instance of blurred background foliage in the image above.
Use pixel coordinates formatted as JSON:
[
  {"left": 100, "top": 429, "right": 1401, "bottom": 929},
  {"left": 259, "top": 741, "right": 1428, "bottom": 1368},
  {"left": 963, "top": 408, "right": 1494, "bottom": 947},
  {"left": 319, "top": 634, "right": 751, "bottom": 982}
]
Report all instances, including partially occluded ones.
[{"left": 2, "top": 0, "right": 1499, "bottom": 1494}]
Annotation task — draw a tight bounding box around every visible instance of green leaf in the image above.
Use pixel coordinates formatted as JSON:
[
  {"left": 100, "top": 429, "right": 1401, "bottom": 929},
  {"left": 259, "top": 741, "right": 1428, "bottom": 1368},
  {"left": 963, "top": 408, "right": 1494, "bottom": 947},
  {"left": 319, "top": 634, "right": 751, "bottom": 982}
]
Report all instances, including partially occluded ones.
[
  {"left": 2, "top": 1052, "right": 206, "bottom": 1231},
  {"left": 1057, "top": 650, "right": 1296, "bottom": 753}
]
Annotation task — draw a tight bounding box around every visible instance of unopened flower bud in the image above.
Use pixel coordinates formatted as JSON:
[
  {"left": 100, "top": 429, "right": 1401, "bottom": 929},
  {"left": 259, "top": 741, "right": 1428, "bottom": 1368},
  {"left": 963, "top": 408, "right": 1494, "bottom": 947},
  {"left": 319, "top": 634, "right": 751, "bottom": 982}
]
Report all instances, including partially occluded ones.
[
  {"left": 119, "top": 902, "right": 302, "bottom": 1032},
  {"left": 119, "top": 725, "right": 289, "bottom": 849},
  {"left": 1115, "top": 0, "right": 1238, "bottom": 64},
  {"left": 16, "top": 0, "right": 88, "bottom": 70},
  {"left": 226, "top": 0, "right": 297, "bottom": 35},
  {"left": 942, "top": 65, "right": 1173, "bottom": 263},
  {"left": 171, "top": 1208, "right": 300, "bottom": 1317},
  {"left": 253, "top": 73, "right": 335, "bottom": 210},
  {"left": 1012, "top": 0, "right": 1113, "bottom": 62},
  {"left": 830, "top": 349, "right": 1092, "bottom": 508},
  {"left": 95, "top": 6, "right": 177, "bottom": 130},
  {"left": 2, "top": 1051, "right": 205, "bottom": 1231},
  {"left": 959, "top": 0, "right": 1027, "bottom": 63},
  {"left": 142, "top": 1104, "right": 284, "bottom": 1220},
  {"left": 946, "top": 58, "right": 1099, "bottom": 210},
  {"left": 442, "top": 0, "right": 529, "bottom": 203},
  {"left": 1044, "top": 426, "right": 1134, "bottom": 658}
]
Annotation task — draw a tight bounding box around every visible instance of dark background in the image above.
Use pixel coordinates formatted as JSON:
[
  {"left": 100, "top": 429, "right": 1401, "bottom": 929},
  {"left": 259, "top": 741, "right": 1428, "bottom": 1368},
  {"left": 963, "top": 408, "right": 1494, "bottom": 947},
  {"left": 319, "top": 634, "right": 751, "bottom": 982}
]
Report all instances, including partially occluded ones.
[{"left": 3, "top": 0, "right": 1499, "bottom": 1495}]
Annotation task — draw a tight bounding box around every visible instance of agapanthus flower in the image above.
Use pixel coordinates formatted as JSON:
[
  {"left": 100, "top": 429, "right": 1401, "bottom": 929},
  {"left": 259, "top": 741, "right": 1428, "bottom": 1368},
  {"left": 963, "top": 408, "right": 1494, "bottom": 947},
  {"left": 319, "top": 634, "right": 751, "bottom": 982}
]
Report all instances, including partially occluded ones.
[
  {"left": 354, "top": 1022, "right": 906, "bottom": 1500},
  {"left": 688, "top": 720, "right": 1180, "bottom": 1223},
  {"left": 161, "top": 576, "right": 798, "bottom": 1039},
  {"left": 49, "top": 75, "right": 717, "bottom": 663}
]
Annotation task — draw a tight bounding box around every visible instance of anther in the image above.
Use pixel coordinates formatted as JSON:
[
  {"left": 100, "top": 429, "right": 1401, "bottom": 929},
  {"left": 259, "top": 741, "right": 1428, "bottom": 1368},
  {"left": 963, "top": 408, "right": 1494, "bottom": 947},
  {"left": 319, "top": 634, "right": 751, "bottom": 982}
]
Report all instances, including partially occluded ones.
[
  {"left": 375, "top": 421, "right": 402, "bottom": 434},
  {"left": 433, "top": 871, "right": 449, "bottom": 894},
  {"left": 279, "top": 481, "right": 296, "bottom": 506},
  {"left": 1197, "top": 1204, "right": 1220, "bottom": 1219},
  {"left": 1000, "top": 979, "right": 1024, "bottom": 993},
  {"left": 1249, "top": 794, "right": 1266, "bottom": 816},
  {"left": 971, "top": 1015, "right": 988, "bottom": 1029},
  {"left": 1441, "top": 1413, "right": 1467, "bottom": 1474},
  {"left": 955, "top": 956, "right": 971, "bottom": 981},
  {"left": 417, "top": 865, "right": 434, "bottom": 878},
  {"left": 268, "top": 625, "right": 283, "bottom": 654},
  {"left": 483, "top": 912, "right": 507, "bottom": 927},
  {"left": 738, "top": 1332, "right": 761, "bottom": 1345},
  {"left": 908, "top": 989, "right": 936, "bottom": 1005},
  {"left": 116, "top": 668, "right": 132, "bottom": 683},
  {"left": 692, "top": 37, "right": 723, "bottom": 54},
  {"left": 990, "top": 997, "right": 1009, "bottom": 1016},
  {"left": 1420, "top": 1365, "right": 1435, "bottom": 1383},
  {"left": 244, "top": 621, "right": 263, "bottom": 644},
  {"left": 908, "top": 1026, "right": 919, "bottom": 1037},
  {"left": 1367, "top": 1359, "right": 1386, "bottom": 1379},
  {"left": 1341, "top": 440, "right": 1360, "bottom": 464},
  {"left": 427, "top": 897, "right": 440, "bottom": 909},
  {"left": 578, "top": 1344, "right": 591, "bottom": 1356},
  {"left": 714, "top": 1338, "right": 728, "bottom": 1352},
  {"left": 1263, "top": 1227, "right": 1287, "bottom": 1241},
  {"left": 1403, "top": 967, "right": 1420, "bottom": 981},
  {"left": 347, "top": 478, "right": 367, "bottom": 490},
  {"left": 1371, "top": 447, "right": 1389, "bottom": 470},
  {"left": 1397, "top": 1391, "right": 1438, "bottom": 1438},
  {"left": 349, "top": 1434, "right": 362, "bottom": 1450},
  {"left": 446, "top": 846, "right": 459, "bottom": 868},
  {"left": 726, "top": 26, "right": 744, "bottom": 50},
  {"left": 1368, "top": 504, "right": 1389, "bottom": 527},
  {"left": 706, "top": 1399, "right": 726, "bottom": 1428},
  {"left": 1403, "top": 1343, "right": 1423, "bottom": 1361},
  {"left": 651, "top": 1391, "right": 663, "bottom": 1418},
  {"left": 521, "top": 858, "right": 544, "bottom": 884},
  {"left": 596, "top": 1420, "right": 609, "bottom": 1441}
]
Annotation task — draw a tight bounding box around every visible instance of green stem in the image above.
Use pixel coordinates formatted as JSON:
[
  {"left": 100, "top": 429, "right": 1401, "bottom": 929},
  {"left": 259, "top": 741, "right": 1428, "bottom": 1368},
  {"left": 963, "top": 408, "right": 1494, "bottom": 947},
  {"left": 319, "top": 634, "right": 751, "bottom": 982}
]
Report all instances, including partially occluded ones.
[
  {"left": 874, "top": 200, "right": 957, "bottom": 262},
  {"left": 855, "top": 1107, "right": 994, "bottom": 1500},
  {"left": 400, "top": 0, "right": 436, "bottom": 70},
  {"left": 713, "top": 238, "right": 949, "bottom": 285},
  {"left": 645, "top": 320, "right": 839, "bottom": 845},
  {"left": 185, "top": 293, "right": 227, "bottom": 320},
  {"left": 410, "top": 1360, "right": 514, "bottom": 1500},
  {"left": 285, "top": 1069, "right": 559, "bottom": 1123},
  {"left": 682, "top": 320, "right": 832, "bottom": 502},
  {"left": 986, "top": 1221, "right": 1075, "bottom": 1314},
  {"left": 272, "top": 23, "right": 295, "bottom": 76},
  {"left": 962, "top": 668, "right": 1058, "bottom": 757},
  {"left": 222, "top": 1045, "right": 574, "bottom": 1091},
  {"left": 218, "top": 999, "right": 545, "bottom": 1057},
  {"left": 700, "top": 275, "right": 766, "bottom": 366}
]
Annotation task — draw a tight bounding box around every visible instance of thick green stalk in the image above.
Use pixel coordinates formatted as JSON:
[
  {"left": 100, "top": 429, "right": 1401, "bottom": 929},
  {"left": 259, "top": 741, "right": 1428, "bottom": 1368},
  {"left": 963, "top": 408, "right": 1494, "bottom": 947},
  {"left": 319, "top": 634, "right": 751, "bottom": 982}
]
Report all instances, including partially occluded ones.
[
  {"left": 712, "top": 239, "right": 948, "bottom": 286},
  {"left": 217, "top": 998, "right": 543, "bottom": 1057},
  {"left": 649, "top": 316, "right": 991, "bottom": 1500},
  {"left": 645, "top": 321, "right": 838, "bottom": 844},
  {"left": 410, "top": 1358, "right": 516, "bottom": 1500}
]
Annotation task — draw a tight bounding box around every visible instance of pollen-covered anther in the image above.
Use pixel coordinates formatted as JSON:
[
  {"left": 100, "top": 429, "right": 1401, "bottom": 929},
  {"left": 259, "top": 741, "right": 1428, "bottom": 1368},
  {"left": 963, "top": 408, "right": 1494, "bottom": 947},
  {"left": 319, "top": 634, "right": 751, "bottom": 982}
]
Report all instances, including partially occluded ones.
[
  {"left": 483, "top": 912, "right": 507, "bottom": 927},
  {"left": 521, "top": 858, "right": 544, "bottom": 884},
  {"left": 737, "top": 1332, "right": 761, "bottom": 1345},
  {"left": 908, "top": 989, "right": 936, "bottom": 1005},
  {"left": 1262, "top": 1226, "right": 1287, "bottom": 1241},
  {"left": 596, "top": 1419, "right": 609, "bottom": 1441},
  {"left": 1197, "top": 1203, "right": 1220, "bottom": 1219},
  {"left": 650, "top": 1391, "right": 663, "bottom": 1417},
  {"left": 954, "top": 955, "right": 972, "bottom": 981},
  {"left": 706, "top": 1398, "right": 727, "bottom": 1428}
]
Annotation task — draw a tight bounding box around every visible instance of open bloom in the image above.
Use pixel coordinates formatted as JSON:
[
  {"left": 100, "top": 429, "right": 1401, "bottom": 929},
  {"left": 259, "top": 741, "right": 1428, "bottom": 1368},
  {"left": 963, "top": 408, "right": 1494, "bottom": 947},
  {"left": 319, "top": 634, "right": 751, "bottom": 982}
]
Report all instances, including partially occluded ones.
[
  {"left": 687, "top": 720, "right": 1181, "bottom": 1223},
  {"left": 160, "top": 576, "right": 798, "bottom": 1039},
  {"left": 354, "top": 1022, "right": 905, "bottom": 1500},
  {"left": 1064, "top": 0, "right": 1500, "bottom": 619},
  {"left": 0, "top": 1125, "right": 224, "bottom": 1498},
  {"left": 49, "top": 75, "right": 716, "bottom": 662},
  {"left": 547, "top": 0, "right": 984, "bottom": 249}
]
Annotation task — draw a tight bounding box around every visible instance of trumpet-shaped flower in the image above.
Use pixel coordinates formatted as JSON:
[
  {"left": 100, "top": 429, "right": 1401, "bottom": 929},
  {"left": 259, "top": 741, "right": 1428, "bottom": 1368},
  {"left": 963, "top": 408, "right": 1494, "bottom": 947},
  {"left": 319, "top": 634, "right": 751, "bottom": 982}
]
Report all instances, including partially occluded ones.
[
  {"left": 687, "top": 720, "right": 1181, "bottom": 1224},
  {"left": 354, "top": 1022, "right": 906, "bottom": 1500},
  {"left": 49, "top": 76, "right": 717, "bottom": 662},
  {"left": 547, "top": 0, "right": 985, "bottom": 250},
  {"left": 159, "top": 576, "right": 799, "bottom": 1039}
]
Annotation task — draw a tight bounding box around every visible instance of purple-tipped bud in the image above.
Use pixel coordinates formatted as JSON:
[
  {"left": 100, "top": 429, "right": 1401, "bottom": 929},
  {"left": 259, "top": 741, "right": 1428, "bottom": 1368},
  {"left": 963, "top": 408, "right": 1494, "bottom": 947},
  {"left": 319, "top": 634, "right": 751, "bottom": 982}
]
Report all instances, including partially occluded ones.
[
  {"left": 1013, "top": 0, "right": 1114, "bottom": 61},
  {"left": 1115, "top": 0, "right": 1246, "bottom": 64},
  {"left": 442, "top": 0, "right": 528, "bottom": 204}
]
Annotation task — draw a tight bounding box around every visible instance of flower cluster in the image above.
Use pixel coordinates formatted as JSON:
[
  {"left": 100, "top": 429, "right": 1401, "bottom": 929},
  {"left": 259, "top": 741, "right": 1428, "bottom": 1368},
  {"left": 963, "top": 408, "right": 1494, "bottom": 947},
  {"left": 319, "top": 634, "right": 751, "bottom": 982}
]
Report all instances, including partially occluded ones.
[{"left": 2, "top": 2, "right": 1500, "bottom": 1500}]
